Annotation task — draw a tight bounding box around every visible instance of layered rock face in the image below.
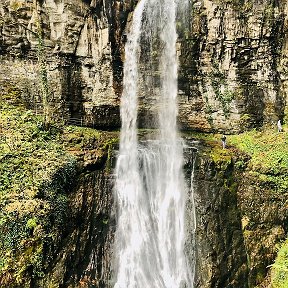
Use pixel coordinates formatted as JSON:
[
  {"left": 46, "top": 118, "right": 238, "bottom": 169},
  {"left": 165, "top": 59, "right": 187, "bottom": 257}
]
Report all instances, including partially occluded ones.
[
  {"left": 33, "top": 146, "right": 116, "bottom": 288},
  {"left": 185, "top": 140, "right": 287, "bottom": 288},
  {"left": 1, "top": 0, "right": 288, "bottom": 132},
  {"left": 237, "top": 169, "right": 287, "bottom": 287},
  {"left": 38, "top": 168, "right": 115, "bottom": 288},
  {"left": 178, "top": 0, "right": 288, "bottom": 132},
  {"left": 0, "top": 0, "right": 135, "bottom": 128},
  {"left": 194, "top": 159, "right": 248, "bottom": 288}
]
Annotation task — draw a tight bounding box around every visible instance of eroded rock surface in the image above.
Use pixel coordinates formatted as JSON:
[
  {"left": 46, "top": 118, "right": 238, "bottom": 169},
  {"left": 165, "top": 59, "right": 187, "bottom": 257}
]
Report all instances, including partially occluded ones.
[
  {"left": 178, "top": 0, "right": 288, "bottom": 132},
  {"left": 1, "top": 0, "right": 288, "bottom": 132},
  {"left": 0, "top": 0, "right": 135, "bottom": 128}
]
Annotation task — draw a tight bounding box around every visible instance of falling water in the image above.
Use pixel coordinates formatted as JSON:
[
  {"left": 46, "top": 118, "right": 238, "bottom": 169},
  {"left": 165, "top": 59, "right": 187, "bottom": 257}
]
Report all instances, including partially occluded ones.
[{"left": 114, "top": 0, "right": 193, "bottom": 287}]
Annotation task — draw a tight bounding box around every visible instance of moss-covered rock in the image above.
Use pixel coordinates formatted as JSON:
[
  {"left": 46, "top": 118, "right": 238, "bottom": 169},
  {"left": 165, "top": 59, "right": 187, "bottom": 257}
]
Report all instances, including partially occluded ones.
[
  {"left": 0, "top": 99, "right": 118, "bottom": 287},
  {"left": 271, "top": 239, "right": 288, "bottom": 288},
  {"left": 184, "top": 129, "right": 288, "bottom": 287},
  {"left": 228, "top": 128, "right": 288, "bottom": 287}
]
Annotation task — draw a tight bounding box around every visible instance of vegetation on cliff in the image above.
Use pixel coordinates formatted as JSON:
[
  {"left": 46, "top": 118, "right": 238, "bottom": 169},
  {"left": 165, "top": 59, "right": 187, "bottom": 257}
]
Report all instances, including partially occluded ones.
[
  {"left": 228, "top": 128, "right": 288, "bottom": 287},
  {"left": 1, "top": 86, "right": 287, "bottom": 287},
  {"left": 229, "top": 128, "right": 288, "bottom": 193},
  {"left": 187, "top": 127, "right": 288, "bottom": 287},
  {"left": 271, "top": 239, "right": 288, "bottom": 288},
  {"left": 0, "top": 93, "right": 117, "bottom": 286},
  {"left": 0, "top": 101, "right": 75, "bottom": 286}
]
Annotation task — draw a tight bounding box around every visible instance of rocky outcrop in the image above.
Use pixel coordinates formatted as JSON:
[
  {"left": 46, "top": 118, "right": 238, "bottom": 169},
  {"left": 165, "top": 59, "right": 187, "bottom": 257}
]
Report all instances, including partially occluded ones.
[
  {"left": 0, "top": 0, "right": 135, "bottom": 128},
  {"left": 184, "top": 141, "right": 249, "bottom": 288},
  {"left": 178, "top": 0, "right": 288, "bottom": 132},
  {"left": 237, "top": 167, "right": 287, "bottom": 287},
  {"left": 186, "top": 138, "right": 288, "bottom": 288},
  {"left": 195, "top": 160, "right": 248, "bottom": 287},
  {"left": 1, "top": 0, "right": 288, "bottom": 132},
  {"left": 37, "top": 168, "right": 114, "bottom": 288},
  {"left": 33, "top": 143, "right": 115, "bottom": 288}
]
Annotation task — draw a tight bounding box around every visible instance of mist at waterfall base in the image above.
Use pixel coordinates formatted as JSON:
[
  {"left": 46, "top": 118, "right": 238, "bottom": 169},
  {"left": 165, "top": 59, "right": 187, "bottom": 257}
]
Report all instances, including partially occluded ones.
[{"left": 113, "top": 0, "right": 195, "bottom": 287}]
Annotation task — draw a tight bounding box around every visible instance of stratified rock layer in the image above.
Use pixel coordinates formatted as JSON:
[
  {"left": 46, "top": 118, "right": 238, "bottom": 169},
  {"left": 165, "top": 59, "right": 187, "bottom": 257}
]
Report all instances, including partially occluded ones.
[{"left": 1, "top": 0, "right": 288, "bottom": 132}]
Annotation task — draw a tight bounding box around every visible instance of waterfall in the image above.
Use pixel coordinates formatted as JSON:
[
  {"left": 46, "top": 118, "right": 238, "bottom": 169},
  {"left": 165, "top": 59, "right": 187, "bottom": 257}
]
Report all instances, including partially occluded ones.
[{"left": 114, "top": 0, "right": 193, "bottom": 287}]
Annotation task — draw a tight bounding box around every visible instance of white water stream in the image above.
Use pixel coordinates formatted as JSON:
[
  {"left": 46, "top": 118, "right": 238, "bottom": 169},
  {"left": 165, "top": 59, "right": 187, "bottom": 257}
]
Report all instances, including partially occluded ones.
[{"left": 114, "top": 1, "right": 194, "bottom": 287}]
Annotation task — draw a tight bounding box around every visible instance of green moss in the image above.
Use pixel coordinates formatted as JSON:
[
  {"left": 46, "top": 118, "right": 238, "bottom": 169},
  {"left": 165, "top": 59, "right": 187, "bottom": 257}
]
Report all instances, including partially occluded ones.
[
  {"left": 102, "top": 137, "right": 118, "bottom": 173},
  {"left": 101, "top": 137, "right": 118, "bottom": 150},
  {"left": 271, "top": 239, "right": 288, "bottom": 288},
  {"left": 0, "top": 103, "right": 74, "bottom": 199},
  {"left": 0, "top": 100, "right": 117, "bottom": 285},
  {"left": 183, "top": 131, "right": 218, "bottom": 143},
  {"left": 204, "top": 104, "right": 214, "bottom": 125},
  {"left": 229, "top": 128, "right": 288, "bottom": 192},
  {"left": 183, "top": 132, "right": 234, "bottom": 170},
  {"left": 239, "top": 114, "right": 251, "bottom": 130},
  {"left": 0, "top": 101, "right": 76, "bottom": 285},
  {"left": 226, "top": 128, "right": 288, "bottom": 286},
  {"left": 64, "top": 125, "right": 101, "bottom": 147},
  {"left": 26, "top": 218, "right": 37, "bottom": 230},
  {"left": 210, "top": 146, "right": 232, "bottom": 165}
]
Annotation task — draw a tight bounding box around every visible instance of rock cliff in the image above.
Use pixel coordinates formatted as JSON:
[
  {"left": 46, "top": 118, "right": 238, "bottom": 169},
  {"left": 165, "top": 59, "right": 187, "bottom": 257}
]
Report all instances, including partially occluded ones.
[
  {"left": 178, "top": 0, "right": 288, "bottom": 132},
  {"left": 1, "top": 0, "right": 288, "bottom": 132},
  {"left": 0, "top": 0, "right": 135, "bottom": 128},
  {"left": 0, "top": 100, "right": 286, "bottom": 287},
  {"left": 1, "top": 1, "right": 288, "bottom": 288}
]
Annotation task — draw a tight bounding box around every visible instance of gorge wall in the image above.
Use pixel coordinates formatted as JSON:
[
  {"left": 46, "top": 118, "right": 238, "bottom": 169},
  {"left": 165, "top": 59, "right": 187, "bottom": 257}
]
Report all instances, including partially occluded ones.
[
  {"left": 14, "top": 138, "right": 285, "bottom": 288},
  {"left": 188, "top": 140, "right": 287, "bottom": 288},
  {"left": 1, "top": 0, "right": 288, "bottom": 132},
  {"left": 1, "top": 1, "right": 288, "bottom": 288}
]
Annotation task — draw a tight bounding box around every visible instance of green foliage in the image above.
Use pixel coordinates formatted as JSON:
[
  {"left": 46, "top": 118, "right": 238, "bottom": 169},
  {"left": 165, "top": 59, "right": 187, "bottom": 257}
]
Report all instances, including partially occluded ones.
[
  {"left": 0, "top": 100, "right": 117, "bottom": 285},
  {"left": 0, "top": 101, "right": 76, "bottom": 285},
  {"left": 187, "top": 128, "right": 287, "bottom": 193},
  {"left": 204, "top": 103, "right": 214, "bottom": 125},
  {"left": 239, "top": 113, "right": 251, "bottom": 130},
  {"left": 271, "top": 239, "right": 288, "bottom": 288},
  {"left": 186, "top": 129, "right": 288, "bottom": 286},
  {"left": 102, "top": 137, "right": 118, "bottom": 173},
  {"left": 234, "top": 160, "right": 245, "bottom": 170},
  {"left": 64, "top": 125, "right": 101, "bottom": 149},
  {"left": 229, "top": 129, "right": 288, "bottom": 192},
  {"left": 234, "top": 133, "right": 287, "bottom": 171},
  {"left": 264, "top": 4, "right": 274, "bottom": 21},
  {"left": 209, "top": 145, "right": 232, "bottom": 166},
  {"left": 0, "top": 102, "right": 73, "bottom": 199},
  {"left": 184, "top": 131, "right": 217, "bottom": 142},
  {"left": 183, "top": 132, "right": 234, "bottom": 168},
  {"left": 26, "top": 218, "right": 37, "bottom": 230},
  {"left": 0, "top": 86, "right": 22, "bottom": 104}
]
